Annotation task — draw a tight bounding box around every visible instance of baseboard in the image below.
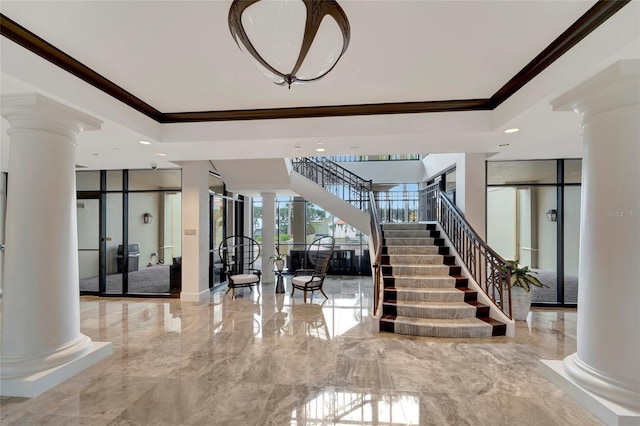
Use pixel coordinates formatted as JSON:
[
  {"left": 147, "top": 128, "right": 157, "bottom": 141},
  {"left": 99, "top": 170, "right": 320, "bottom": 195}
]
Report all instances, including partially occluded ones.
[{"left": 180, "top": 288, "right": 210, "bottom": 303}]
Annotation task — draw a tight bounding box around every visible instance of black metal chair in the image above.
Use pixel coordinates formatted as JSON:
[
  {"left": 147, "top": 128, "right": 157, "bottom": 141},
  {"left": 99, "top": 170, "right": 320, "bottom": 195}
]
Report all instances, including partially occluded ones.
[
  {"left": 218, "top": 235, "right": 262, "bottom": 299},
  {"left": 291, "top": 236, "right": 335, "bottom": 303}
]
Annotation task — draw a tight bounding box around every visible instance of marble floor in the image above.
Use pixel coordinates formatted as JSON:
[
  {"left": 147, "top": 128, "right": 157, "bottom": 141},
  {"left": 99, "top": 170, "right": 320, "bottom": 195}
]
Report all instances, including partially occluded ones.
[{"left": 1, "top": 276, "right": 602, "bottom": 425}]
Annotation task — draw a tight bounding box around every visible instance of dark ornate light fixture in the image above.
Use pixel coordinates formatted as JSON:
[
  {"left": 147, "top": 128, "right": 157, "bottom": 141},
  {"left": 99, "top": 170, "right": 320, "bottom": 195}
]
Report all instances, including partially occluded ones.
[{"left": 228, "top": 0, "right": 350, "bottom": 88}]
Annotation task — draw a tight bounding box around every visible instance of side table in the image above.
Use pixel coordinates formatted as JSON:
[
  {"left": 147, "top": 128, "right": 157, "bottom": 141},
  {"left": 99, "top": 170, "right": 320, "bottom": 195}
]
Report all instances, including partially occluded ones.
[{"left": 274, "top": 268, "right": 288, "bottom": 293}]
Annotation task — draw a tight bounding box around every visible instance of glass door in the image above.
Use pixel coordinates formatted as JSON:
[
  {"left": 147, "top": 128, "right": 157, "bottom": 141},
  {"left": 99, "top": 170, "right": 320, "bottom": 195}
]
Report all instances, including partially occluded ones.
[
  {"left": 77, "top": 193, "right": 100, "bottom": 294},
  {"left": 209, "top": 194, "right": 224, "bottom": 288}
]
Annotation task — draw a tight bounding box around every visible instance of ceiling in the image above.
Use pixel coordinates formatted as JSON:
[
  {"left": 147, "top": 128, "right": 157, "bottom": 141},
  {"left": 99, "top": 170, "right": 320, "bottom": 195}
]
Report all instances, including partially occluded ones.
[{"left": 1, "top": 0, "right": 639, "bottom": 171}]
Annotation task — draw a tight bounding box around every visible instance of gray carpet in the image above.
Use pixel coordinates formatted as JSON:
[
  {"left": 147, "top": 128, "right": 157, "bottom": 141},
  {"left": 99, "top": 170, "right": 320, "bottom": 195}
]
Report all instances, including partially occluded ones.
[
  {"left": 530, "top": 268, "right": 578, "bottom": 304},
  {"left": 79, "top": 265, "right": 171, "bottom": 293}
]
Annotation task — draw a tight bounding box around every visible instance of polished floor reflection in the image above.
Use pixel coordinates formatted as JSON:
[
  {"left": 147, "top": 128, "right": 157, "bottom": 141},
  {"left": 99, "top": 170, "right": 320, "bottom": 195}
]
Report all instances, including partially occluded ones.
[{"left": 0, "top": 276, "right": 602, "bottom": 425}]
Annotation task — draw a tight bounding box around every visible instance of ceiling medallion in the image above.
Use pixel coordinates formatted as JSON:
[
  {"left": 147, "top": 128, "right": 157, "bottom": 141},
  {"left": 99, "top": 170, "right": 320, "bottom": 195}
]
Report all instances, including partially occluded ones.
[{"left": 228, "top": 0, "right": 350, "bottom": 88}]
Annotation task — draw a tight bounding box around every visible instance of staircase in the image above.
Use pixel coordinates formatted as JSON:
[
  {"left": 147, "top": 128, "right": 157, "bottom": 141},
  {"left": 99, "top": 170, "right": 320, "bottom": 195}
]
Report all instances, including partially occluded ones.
[{"left": 379, "top": 223, "right": 506, "bottom": 338}]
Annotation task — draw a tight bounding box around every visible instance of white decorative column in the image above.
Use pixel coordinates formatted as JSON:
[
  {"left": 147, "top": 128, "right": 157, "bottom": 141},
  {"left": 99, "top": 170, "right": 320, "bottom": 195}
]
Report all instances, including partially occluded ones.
[
  {"left": 0, "top": 94, "right": 112, "bottom": 397},
  {"left": 180, "top": 161, "right": 211, "bottom": 302},
  {"left": 541, "top": 61, "right": 640, "bottom": 425},
  {"left": 261, "top": 192, "right": 276, "bottom": 284}
]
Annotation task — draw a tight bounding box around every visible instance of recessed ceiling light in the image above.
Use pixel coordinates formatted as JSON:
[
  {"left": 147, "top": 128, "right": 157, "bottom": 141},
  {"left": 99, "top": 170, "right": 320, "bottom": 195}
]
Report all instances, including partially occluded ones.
[
  {"left": 498, "top": 143, "right": 511, "bottom": 147},
  {"left": 92, "top": 153, "right": 100, "bottom": 156},
  {"left": 155, "top": 153, "right": 167, "bottom": 157},
  {"left": 294, "top": 145, "right": 301, "bottom": 150},
  {"left": 316, "top": 148, "right": 326, "bottom": 152},
  {"left": 504, "top": 128, "right": 520, "bottom": 134},
  {"left": 139, "top": 140, "right": 152, "bottom": 145},
  {"left": 350, "top": 145, "right": 359, "bottom": 149}
]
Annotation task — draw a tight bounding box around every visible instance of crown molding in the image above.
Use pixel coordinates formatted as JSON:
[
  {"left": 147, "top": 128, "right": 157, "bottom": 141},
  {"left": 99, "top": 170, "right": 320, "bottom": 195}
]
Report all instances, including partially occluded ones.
[{"left": 0, "top": 1, "right": 631, "bottom": 123}]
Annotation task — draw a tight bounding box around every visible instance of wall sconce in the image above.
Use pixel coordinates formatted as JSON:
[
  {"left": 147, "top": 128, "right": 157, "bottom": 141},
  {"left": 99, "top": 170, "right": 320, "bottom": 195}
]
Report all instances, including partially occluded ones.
[
  {"left": 143, "top": 213, "right": 153, "bottom": 224},
  {"left": 546, "top": 209, "right": 558, "bottom": 222}
]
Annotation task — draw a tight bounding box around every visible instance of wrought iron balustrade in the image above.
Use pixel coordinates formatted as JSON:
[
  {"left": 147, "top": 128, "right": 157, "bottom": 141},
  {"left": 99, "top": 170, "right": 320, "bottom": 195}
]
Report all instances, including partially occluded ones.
[
  {"left": 424, "top": 182, "right": 512, "bottom": 318},
  {"left": 291, "top": 157, "right": 372, "bottom": 211}
]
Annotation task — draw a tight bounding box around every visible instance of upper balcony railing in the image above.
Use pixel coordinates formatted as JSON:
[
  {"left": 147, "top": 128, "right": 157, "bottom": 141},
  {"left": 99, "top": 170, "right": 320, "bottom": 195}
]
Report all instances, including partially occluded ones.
[
  {"left": 291, "top": 157, "right": 372, "bottom": 211},
  {"left": 328, "top": 154, "right": 421, "bottom": 162}
]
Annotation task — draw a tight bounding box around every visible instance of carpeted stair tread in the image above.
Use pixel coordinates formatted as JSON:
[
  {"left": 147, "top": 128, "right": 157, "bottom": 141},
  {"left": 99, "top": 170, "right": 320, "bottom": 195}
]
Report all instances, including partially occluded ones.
[
  {"left": 385, "top": 316, "right": 494, "bottom": 338},
  {"left": 384, "top": 300, "right": 478, "bottom": 319},
  {"left": 382, "top": 223, "right": 432, "bottom": 230},
  {"left": 384, "top": 237, "right": 435, "bottom": 245},
  {"left": 388, "top": 276, "right": 457, "bottom": 289},
  {"left": 383, "top": 230, "right": 435, "bottom": 238},
  {"left": 385, "top": 254, "right": 444, "bottom": 264},
  {"left": 389, "top": 300, "right": 474, "bottom": 308},
  {"left": 385, "top": 246, "right": 441, "bottom": 255},
  {"left": 391, "top": 287, "right": 466, "bottom": 302}
]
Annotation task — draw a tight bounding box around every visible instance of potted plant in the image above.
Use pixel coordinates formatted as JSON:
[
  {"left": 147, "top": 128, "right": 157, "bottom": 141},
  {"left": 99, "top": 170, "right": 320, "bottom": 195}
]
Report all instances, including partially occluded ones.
[
  {"left": 502, "top": 259, "right": 546, "bottom": 320},
  {"left": 269, "top": 246, "right": 286, "bottom": 272}
]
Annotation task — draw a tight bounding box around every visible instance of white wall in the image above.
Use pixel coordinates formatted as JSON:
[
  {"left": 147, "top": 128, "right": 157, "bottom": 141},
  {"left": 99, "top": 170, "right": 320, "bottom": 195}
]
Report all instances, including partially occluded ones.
[
  {"left": 422, "top": 153, "right": 488, "bottom": 238},
  {"left": 0, "top": 173, "right": 7, "bottom": 293},
  {"left": 487, "top": 187, "right": 517, "bottom": 260},
  {"left": 337, "top": 160, "right": 423, "bottom": 184},
  {"left": 0, "top": 118, "right": 9, "bottom": 173},
  {"left": 535, "top": 186, "right": 557, "bottom": 271},
  {"left": 160, "top": 193, "right": 182, "bottom": 263},
  {"left": 128, "top": 192, "right": 162, "bottom": 268},
  {"left": 105, "top": 194, "right": 123, "bottom": 274},
  {"left": 180, "top": 161, "right": 212, "bottom": 302},
  {"left": 564, "top": 187, "right": 581, "bottom": 276}
]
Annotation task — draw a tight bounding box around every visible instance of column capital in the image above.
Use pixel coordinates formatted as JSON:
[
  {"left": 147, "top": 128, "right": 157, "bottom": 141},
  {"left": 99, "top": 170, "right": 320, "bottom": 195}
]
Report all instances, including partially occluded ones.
[
  {"left": 1, "top": 93, "right": 102, "bottom": 138},
  {"left": 551, "top": 60, "right": 640, "bottom": 119}
]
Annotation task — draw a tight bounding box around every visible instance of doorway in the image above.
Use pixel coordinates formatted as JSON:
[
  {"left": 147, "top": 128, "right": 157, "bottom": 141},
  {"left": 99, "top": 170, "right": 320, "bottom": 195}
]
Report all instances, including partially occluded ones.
[{"left": 77, "top": 193, "right": 101, "bottom": 293}]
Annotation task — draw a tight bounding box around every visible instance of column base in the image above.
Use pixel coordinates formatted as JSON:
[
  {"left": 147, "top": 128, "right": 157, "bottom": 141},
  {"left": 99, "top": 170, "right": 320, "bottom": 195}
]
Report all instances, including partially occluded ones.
[
  {"left": 540, "top": 359, "right": 640, "bottom": 426},
  {"left": 0, "top": 341, "right": 112, "bottom": 398},
  {"left": 180, "top": 288, "right": 211, "bottom": 303}
]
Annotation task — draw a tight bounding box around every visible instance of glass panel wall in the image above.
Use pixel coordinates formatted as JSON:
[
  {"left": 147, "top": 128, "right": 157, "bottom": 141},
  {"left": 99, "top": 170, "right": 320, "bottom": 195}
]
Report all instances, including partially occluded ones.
[
  {"left": 486, "top": 159, "right": 580, "bottom": 306},
  {"left": 127, "top": 192, "right": 180, "bottom": 294},
  {"left": 210, "top": 195, "right": 224, "bottom": 287},
  {"left": 76, "top": 171, "right": 100, "bottom": 191},
  {"left": 253, "top": 196, "right": 370, "bottom": 276},
  {"left": 77, "top": 197, "right": 100, "bottom": 292},
  {"left": 375, "top": 183, "right": 419, "bottom": 223},
  {"left": 105, "top": 193, "right": 123, "bottom": 294},
  {"left": 563, "top": 186, "right": 581, "bottom": 303},
  {"left": 487, "top": 160, "right": 557, "bottom": 185},
  {"left": 77, "top": 169, "right": 182, "bottom": 297}
]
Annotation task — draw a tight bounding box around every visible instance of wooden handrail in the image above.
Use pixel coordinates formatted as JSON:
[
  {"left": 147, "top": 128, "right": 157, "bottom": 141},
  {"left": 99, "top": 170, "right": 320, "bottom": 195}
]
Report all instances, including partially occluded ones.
[{"left": 368, "top": 189, "right": 383, "bottom": 316}]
